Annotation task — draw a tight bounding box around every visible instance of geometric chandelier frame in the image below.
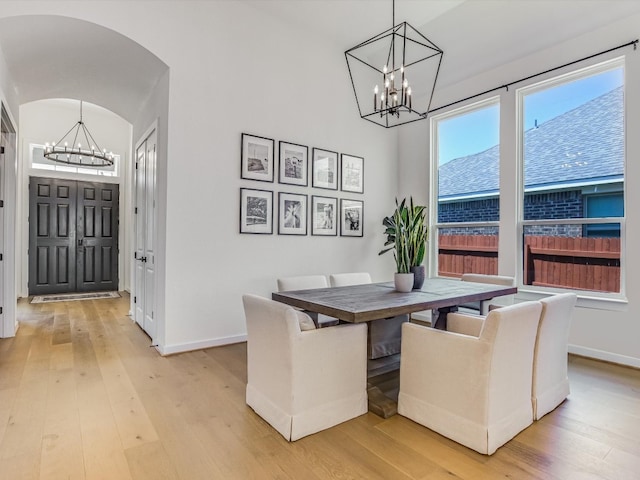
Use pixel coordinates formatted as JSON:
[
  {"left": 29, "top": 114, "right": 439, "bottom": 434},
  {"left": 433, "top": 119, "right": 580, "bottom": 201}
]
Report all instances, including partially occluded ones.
[
  {"left": 345, "top": 0, "right": 443, "bottom": 128},
  {"left": 44, "top": 100, "right": 115, "bottom": 167}
]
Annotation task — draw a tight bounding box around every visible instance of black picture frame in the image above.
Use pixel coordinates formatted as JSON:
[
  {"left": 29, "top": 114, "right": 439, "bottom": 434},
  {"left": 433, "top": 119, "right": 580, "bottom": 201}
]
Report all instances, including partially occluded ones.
[
  {"left": 311, "top": 195, "right": 338, "bottom": 236},
  {"left": 241, "top": 133, "right": 275, "bottom": 182},
  {"left": 340, "top": 198, "right": 363, "bottom": 237},
  {"left": 278, "top": 192, "right": 308, "bottom": 235},
  {"left": 312, "top": 147, "right": 339, "bottom": 190},
  {"left": 239, "top": 188, "right": 273, "bottom": 234},
  {"left": 279, "top": 141, "right": 308, "bottom": 186},
  {"left": 341, "top": 153, "right": 364, "bottom": 193}
]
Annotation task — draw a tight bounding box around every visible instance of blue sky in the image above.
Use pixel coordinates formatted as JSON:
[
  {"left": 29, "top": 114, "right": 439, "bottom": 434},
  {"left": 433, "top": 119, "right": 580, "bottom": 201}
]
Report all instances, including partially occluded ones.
[{"left": 437, "top": 67, "right": 624, "bottom": 165}]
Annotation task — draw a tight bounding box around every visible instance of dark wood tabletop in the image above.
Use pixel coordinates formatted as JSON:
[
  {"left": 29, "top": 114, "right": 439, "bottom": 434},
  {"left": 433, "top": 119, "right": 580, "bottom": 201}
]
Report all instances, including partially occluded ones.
[{"left": 272, "top": 277, "right": 517, "bottom": 324}]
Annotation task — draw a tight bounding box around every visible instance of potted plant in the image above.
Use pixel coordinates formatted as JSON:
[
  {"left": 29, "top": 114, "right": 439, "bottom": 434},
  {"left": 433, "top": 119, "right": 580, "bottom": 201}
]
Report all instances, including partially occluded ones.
[{"left": 380, "top": 197, "right": 428, "bottom": 290}]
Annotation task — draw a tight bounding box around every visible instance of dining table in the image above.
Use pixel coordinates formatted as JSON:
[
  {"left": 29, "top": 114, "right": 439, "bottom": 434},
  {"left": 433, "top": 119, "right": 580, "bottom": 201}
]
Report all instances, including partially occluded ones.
[
  {"left": 272, "top": 276, "right": 517, "bottom": 330},
  {"left": 272, "top": 276, "right": 518, "bottom": 418}
]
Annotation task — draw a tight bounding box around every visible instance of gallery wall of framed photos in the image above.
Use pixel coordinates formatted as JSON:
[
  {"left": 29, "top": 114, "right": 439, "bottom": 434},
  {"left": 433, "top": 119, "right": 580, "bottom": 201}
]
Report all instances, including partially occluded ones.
[{"left": 239, "top": 132, "right": 364, "bottom": 238}]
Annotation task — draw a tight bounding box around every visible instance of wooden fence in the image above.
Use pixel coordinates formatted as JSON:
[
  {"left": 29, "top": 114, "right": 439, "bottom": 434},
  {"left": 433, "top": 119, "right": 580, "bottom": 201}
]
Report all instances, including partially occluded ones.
[{"left": 438, "top": 234, "right": 621, "bottom": 293}]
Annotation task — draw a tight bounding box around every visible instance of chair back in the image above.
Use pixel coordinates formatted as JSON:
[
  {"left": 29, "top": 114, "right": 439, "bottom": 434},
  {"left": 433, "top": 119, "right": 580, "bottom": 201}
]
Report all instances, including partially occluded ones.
[
  {"left": 533, "top": 293, "right": 577, "bottom": 419},
  {"left": 461, "top": 273, "right": 515, "bottom": 286},
  {"left": 277, "top": 275, "right": 328, "bottom": 292},
  {"left": 460, "top": 273, "right": 516, "bottom": 313},
  {"left": 479, "top": 301, "right": 542, "bottom": 424},
  {"left": 243, "top": 295, "right": 301, "bottom": 399},
  {"left": 329, "top": 272, "right": 372, "bottom": 287}
]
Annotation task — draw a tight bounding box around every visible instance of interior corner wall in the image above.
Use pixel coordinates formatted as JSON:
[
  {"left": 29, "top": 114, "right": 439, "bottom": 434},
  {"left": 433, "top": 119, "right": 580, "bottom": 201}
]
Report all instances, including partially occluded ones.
[
  {"left": 397, "top": 13, "right": 640, "bottom": 367},
  {"left": 0, "top": 44, "right": 18, "bottom": 339},
  {"left": 158, "top": 2, "right": 399, "bottom": 353},
  {"left": 132, "top": 68, "right": 169, "bottom": 348}
]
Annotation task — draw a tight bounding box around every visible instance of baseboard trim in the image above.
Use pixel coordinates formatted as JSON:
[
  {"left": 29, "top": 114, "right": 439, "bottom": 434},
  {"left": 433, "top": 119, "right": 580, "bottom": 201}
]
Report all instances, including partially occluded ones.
[
  {"left": 569, "top": 344, "right": 640, "bottom": 369},
  {"left": 158, "top": 334, "right": 248, "bottom": 356}
]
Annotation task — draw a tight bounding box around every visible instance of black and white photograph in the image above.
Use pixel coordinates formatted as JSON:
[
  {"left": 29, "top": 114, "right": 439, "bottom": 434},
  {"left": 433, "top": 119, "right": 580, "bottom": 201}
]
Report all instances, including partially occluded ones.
[
  {"left": 312, "top": 147, "right": 339, "bottom": 190},
  {"left": 311, "top": 195, "right": 337, "bottom": 236},
  {"left": 340, "top": 198, "right": 363, "bottom": 237},
  {"left": 239, "top": 188, "right": 273, "bottom": 234},
  {"left": 241, "top": 133, "right": 274, "bottom": 182},
  {"left": 278, "top": 192, "right": 308, "bottom": 235},
  {"left": 279, "top": 141, "right": 308, "bottom": 186},
  {"left": 341, "top": 154, "right": 364, "bottom": 193}
]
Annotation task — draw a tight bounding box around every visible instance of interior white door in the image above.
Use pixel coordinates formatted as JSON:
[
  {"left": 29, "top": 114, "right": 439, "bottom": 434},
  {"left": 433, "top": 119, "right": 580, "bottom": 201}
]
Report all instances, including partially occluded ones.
[
  {"left": 133, "top": 129, "right": 157, "bottom": 341},
  {"left": 143, "top": 133, "right": 156, "bottom": 338},
  {"left": 134, "top": 143, "right": 146, "bottom": 329}
]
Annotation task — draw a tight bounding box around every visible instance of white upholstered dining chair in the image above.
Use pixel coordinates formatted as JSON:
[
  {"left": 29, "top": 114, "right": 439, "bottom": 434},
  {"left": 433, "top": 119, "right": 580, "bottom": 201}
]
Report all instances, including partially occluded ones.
[
  {"left": 532, "top": 292, "right": 577, "bottom": 420},
  {"left": 242, "top": 294, "right": 367, "bottom": 441},
  {"left": 276, "top": 275, "right": 338, "bottom": 327},
  {"left": 398, "top": 300, "right": 542, "bottom": 454},
  {"left": 460, "top": 273, "right": 516, "bottom": 314},
  {"left": 329, "top": 272, "right": 408, "bottom": 359}
]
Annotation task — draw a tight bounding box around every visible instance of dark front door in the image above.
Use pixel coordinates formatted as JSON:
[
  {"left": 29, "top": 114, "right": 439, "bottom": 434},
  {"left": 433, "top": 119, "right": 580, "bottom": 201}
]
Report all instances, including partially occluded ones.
[{"left": 29, "top": 177, "right": 119, "bottom": 295}]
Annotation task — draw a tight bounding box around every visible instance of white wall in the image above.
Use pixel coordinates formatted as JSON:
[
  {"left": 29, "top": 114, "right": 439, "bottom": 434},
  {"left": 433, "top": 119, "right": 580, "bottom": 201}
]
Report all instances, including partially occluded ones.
[
  {"left": 399, "top": 14, "right": 640, "bottom": 367},
  {"left": 18, "top": 99, "right": 132, "bottom": 295},
  {"left": 0, "top": 2, "right": 399, "bottom": 353}
]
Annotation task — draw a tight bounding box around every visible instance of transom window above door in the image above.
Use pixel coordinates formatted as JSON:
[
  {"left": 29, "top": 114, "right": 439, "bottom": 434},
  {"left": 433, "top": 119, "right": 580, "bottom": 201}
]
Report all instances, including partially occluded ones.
[{"left": 30, "top": 143, "right": 120, "bottom": 177}]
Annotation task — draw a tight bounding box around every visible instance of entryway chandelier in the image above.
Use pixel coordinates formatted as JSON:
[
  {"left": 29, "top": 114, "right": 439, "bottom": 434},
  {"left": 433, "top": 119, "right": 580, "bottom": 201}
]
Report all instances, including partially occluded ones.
[
  {"left": 345, "top": 0, "right": 444, "bottom": 128},
  {"left": 44, "top": 100, "right": 114, "bottom": 167}
]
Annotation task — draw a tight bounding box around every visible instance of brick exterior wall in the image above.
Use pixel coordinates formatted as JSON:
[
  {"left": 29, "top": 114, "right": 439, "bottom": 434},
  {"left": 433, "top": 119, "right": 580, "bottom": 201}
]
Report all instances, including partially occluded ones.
[{"left": 439, "top": 190, "right": 584, "bottom": 236}]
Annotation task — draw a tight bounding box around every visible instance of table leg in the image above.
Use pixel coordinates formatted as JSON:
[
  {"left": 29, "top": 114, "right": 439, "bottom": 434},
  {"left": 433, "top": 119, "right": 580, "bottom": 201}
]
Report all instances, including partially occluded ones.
[{"left": 431, "top": 305, "right": 458, "bottom": 330}]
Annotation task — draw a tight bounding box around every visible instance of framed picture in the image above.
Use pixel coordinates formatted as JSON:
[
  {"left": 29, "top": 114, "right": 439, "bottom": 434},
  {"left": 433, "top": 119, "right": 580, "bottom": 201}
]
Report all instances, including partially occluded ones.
[
  {"left": 312, "top": 148, "right": 338, "bottom": 190},
  {"left": 279, "top": 141, "right": 308, "bottom": 186},
  {"left": 241, "top": 133, "right": 274, "bottom": 182},
  {"left": 278, "top": 192, "right": 308, "bottom": 235},
  {"left": 341, "top": 154, "right": 364, "bottom": 193},
  {"left": 340, "top": 199, "right": 363, "bottom": 237},
  {"left": 311, "top": 196, "right": 338, "bottom": 236},
  {"left": 240, "top": 188, "right": 273, "bottom": 234}
]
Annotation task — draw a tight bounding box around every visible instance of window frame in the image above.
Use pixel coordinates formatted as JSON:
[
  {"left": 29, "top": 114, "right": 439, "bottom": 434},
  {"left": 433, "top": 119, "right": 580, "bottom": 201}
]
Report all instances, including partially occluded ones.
[
  {"left": 515, "top": 57, "right": 626, "bottom": 300},
  {"left": 429, "top": 96, "right": 501, "bottom": 278}
]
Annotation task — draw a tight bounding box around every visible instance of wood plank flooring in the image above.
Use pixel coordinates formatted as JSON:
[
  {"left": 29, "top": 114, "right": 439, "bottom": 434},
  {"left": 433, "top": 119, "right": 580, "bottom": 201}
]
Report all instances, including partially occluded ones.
[{"left": 1, "top": 293, "right": 639, "bottom": 479}]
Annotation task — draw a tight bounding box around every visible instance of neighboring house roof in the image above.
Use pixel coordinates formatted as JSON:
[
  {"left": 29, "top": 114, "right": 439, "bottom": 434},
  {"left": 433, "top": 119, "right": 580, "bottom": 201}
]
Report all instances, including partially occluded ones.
[{"left": 438, "top": 86, "right": 624, "bottom": 200}]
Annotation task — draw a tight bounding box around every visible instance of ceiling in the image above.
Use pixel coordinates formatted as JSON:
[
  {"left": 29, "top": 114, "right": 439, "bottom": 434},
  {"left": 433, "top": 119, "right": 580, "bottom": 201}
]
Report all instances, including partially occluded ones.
[
  {"left": 0, "top": 15, "right": 168, "bottom": 123},
  {"left": 249, "top": 0, "right": 640, "bottom": 89},
  {"left": 1, "top": 2, "right": 640, "bottom": 122}
]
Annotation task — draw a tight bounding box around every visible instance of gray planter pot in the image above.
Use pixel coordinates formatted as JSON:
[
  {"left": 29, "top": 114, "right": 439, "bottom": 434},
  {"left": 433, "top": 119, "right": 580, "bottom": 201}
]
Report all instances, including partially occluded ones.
[{"left": 410, "top": 265, "right": 426, "bottom": 290}]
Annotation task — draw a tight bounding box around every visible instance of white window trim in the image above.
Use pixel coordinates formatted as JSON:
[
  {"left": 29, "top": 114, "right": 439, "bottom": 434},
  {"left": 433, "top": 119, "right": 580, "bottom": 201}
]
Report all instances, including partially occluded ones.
[
  {"left": 428, "top": 57, "right": 628, "bottom": 310},
  {"left": 429, "top": 96, "right": 501, "bottom": 278},
  {"left": 515, "top": 56, "right": 627, "bottom": 304}
]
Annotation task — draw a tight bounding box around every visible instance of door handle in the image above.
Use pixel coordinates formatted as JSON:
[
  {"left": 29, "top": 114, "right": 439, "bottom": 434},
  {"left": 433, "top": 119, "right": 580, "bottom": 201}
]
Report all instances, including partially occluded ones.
[{"left": 77, "top": 237, "right": 84, "bottom": 246}]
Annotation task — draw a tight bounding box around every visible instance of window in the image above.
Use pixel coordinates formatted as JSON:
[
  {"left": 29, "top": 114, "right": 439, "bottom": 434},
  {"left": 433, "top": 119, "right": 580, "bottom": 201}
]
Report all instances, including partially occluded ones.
[
  {"left": 431, "top": 98, "right": 500, "bottom": 278},
  {"left": 519, "top": 60, "right": 624, "bottom": 294},
  {"left": 30, "top": 143, "right": 120, "bottom": 177}
]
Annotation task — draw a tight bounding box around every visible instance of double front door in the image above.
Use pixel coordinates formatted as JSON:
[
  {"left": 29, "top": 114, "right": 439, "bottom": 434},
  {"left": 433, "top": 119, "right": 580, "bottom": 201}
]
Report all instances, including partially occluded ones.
[{"left": 28, "top": 177, "right": 119, "bottom": 295}]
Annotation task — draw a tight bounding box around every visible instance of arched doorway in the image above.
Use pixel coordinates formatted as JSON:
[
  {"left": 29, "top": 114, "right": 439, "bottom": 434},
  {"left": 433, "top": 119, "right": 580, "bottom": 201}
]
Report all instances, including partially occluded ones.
[{"left": 0, "top": 14, "right": 169, "bottom": 338}]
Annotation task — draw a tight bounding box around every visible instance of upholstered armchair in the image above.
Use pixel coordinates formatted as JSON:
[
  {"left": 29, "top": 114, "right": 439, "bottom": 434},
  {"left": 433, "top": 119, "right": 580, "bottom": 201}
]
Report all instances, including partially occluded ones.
[
  {"left": 533, "top": 293, "right": 577, "bottom": 420},
  {"left": 242, "top": 294, "right": 367, "bottom": 441},
  {"left": 398, "top": 301, "right": 542, "bottom": 454},
  {"left": 276, "top": 275, "right": 338, "bottom": 327},
  {"left": 329, "top": 272, "right": 408, "bottom": 359}
]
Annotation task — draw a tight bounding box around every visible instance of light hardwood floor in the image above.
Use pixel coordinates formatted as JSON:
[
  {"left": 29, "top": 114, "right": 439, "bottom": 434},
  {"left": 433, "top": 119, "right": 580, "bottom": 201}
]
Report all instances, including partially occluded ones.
[{"left": 1, "top": 293, "right": 639, "bottom": 479}]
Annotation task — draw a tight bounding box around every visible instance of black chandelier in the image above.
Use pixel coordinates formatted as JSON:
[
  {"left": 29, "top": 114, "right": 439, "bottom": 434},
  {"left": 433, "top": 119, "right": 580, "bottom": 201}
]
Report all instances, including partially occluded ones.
[
  {"left": 44, "top": 100, "right": 114, "bottom": 167},
  {"left": 345, "top": 0, "right": 443, "bottom": 128}
]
